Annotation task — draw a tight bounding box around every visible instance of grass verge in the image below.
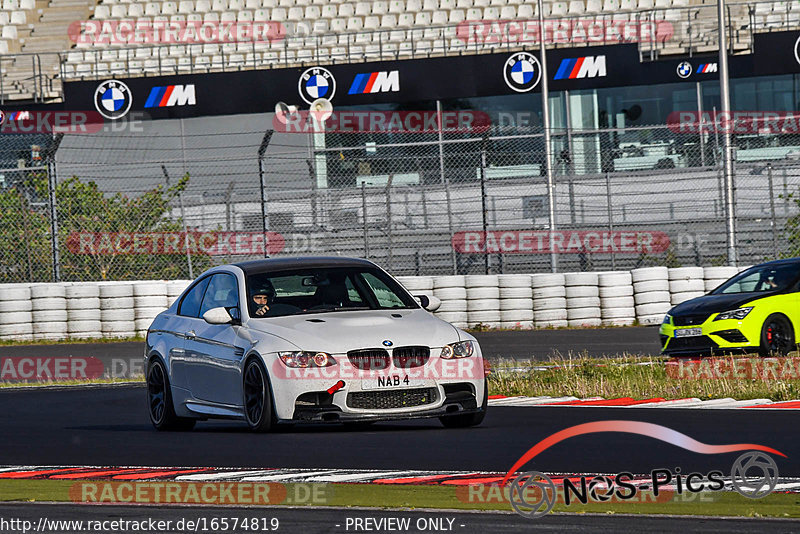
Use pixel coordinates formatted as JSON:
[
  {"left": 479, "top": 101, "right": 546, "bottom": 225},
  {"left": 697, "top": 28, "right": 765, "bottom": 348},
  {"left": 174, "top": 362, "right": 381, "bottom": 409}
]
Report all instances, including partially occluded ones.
[
  {"left": 0, "top": 480, "right": 798, "bottom": 518},
  {"left": 488, "top": 353, "right": 800, "bottom": 401}
]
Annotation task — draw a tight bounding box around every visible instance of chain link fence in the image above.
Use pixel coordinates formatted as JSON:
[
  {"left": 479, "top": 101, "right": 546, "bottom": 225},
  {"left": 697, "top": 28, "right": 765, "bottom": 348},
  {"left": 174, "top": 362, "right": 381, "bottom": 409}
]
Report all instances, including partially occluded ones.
[{"left": 1, "top": 112, "right": 800, "bottom": 283}]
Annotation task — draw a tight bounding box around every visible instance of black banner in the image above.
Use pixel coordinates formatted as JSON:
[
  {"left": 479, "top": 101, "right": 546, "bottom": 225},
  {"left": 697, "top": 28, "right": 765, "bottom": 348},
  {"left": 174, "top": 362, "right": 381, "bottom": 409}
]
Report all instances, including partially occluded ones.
[{"left": 50, "top": 30, "right": 800, "bottom": 120}]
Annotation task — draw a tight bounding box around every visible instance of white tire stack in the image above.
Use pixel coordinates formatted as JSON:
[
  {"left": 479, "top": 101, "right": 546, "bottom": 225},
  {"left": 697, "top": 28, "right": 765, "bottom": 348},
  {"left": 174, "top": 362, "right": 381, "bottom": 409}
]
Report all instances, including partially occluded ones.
[
  {"left": 167, "top": 280, "right": 192, "bottom": 306},
  {"left": 532, "top": 273, "right": 567, "bottom": 328},
  {"left": 396, "top": 276, "right": 434, "bottom": 308},
  {"left": 631, "top": 267, "right": 671, "bottom": 325},
  {"left": 134, "top": 281, "right": 169, "bottom": 336},
  {"left": 432, "top": 275, "right": 467, "bottom": 328},
  {"left": 0, "top": 285, "right": 33, "bottom": 341},
  {"left": 703, "top": 266, "right": 739, "bottom": 292},
  {"left": 100, "top": 284, "right": 136, "bottom": 338},
  {"left": 466, "top": 274, "right": 501, "bottom": 328},
  {"left": 565, "top": 272, "right": 600, "bottom": 327},
  {"left": 668, "top": 267, "right": 705, "bottom": 305},
  {"left": 30, "top": 284, "right": 69, "bottom": 340},
  {"left": 66, "top": 283, "right": 101, "bottom": 339},
  {"left": 498, "top": 274, "right": 533, "bottom": 329},
  {"left": 599, "top": 271, "right": 635, "bottom": 326}
]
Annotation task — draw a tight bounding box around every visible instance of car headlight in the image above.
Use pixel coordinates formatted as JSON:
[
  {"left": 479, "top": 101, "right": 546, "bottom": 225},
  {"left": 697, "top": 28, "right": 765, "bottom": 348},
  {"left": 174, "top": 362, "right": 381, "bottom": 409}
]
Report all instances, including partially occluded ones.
[
  {"left": 663, "top": 314, "right": 671, "bottom": 325},
  {"left": 713, "top": 307, "right": 753, "bottom": 321},
  {"left": 440, "top": 340, "right": 474, "bottom": 359},
  {"left": 278, "top": 351, "right": 336, "bottom": 368}
]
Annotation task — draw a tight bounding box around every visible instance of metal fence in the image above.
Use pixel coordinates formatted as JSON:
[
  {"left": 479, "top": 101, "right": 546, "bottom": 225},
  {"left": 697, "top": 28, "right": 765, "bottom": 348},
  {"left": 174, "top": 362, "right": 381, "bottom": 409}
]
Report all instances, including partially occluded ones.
[{"left": 1, "top": 112, "right": 800, "bottom": 282}]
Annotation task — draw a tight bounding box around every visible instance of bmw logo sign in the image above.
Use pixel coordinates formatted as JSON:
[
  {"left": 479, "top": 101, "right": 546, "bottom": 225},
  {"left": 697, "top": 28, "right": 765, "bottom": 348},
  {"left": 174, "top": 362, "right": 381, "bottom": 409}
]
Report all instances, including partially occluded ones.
[
  {"left": 298, "top": 67, "right": 336, "bottom": 105},
  {"left": 94, "top": 79, "right": 132, "bottom": 120},
  {"left": 503, "top": 52, "right": 541, "bottom": 93},
  {"left": 676, "top": 61, "right": 692, "bottom": 79},
  {"left": 382, "top": 340, "right": 393, "bottom": 347},
  {"left": 0, "top": 110, "right": 4, "bottom": 125},
  {"left": 795, "top": 35, "right": 800, "bottom": 65}
]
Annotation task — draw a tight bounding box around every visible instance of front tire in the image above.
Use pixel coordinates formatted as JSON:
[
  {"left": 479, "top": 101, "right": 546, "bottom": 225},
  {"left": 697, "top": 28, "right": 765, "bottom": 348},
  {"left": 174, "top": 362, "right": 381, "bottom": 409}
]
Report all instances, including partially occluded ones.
[
  {"left": 147, "top": 358, "right": 196, "bottom": 431},
  {"left": 759, "top": 314, "right": 795, "bottom": 357},
  {"left": 439, "top": 380, "right": 488, "bottom": 428},
  {"left": 243, "top": 358, "right": 275, "bottom": 433}
]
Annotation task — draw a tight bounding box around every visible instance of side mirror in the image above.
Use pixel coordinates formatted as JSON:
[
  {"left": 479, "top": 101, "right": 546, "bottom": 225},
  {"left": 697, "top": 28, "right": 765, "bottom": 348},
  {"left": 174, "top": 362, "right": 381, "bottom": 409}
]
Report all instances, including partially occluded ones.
[
  {"left": 203, "top": 306, "right": 234, "bottom": 325},
  {"left": 415, "top": 294, "right": 441, "bottom": 312}
]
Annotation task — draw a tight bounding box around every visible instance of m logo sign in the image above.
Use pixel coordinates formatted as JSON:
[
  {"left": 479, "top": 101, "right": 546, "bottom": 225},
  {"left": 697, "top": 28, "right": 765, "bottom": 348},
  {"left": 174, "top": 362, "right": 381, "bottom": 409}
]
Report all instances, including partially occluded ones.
[
  {"left": 144, "top": 85, "right": 196, "bottom": 108},
  {"left": 348, "top": 71, "right": 400, "bottom": 94},
  {"left": 554, "top": 55, "right": 607, "bottom": 80}
]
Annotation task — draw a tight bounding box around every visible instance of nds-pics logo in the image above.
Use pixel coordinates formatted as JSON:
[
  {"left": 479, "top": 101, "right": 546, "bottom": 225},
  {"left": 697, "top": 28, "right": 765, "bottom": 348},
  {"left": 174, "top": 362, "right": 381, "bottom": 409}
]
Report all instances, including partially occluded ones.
[
  {"left": 94, "top": 80, "right": 132, "bottom": 120},
  {"left": 298, "top": 67, "right": 336, "bottom": 105},
  {"left": 554, "top": 55, "right": 607, "bottom": 80},
  {"left": 503, "top": 52, "right": 541, "bottom": 93},
  {"left": 502, "top": 420, "right": 785, "bottom": 519},
  {"left": 144, "top": 84, "right": 196, "bottom": 108},
  {"left": 348, "top": 71, "right": 399, "bottom": 94}
]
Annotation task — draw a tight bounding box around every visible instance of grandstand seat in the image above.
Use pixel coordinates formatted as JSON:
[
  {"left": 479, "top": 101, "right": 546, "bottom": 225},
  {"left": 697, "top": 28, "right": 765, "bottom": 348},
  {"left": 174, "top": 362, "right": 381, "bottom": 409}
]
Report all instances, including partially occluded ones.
[
  {"left": 397, "top": 40, "right": 412, "bottom": 56},
  {"left": 638, "top": 0, "right": 654, "bottom": 9},
  {"left": 127, "top": 4, "right": 144, "bottom": 17},
  {"left": 177, "top": 56, "right": 192, "bottom": 71},
  {"left": 430, "top": 9, "right": 447, "bottom": 23},
  {"left": 407, "top": 0, "right": 422, "bottom": 10},
  {"left": 346, "top": 16, "right": 363, "bottom": 30},
  {"left": 550, "top": 2, "right": 567, "bottom": 16},
  {"left": 330, "top": 17, "right": 346, "bottom": 31},
  {"left": 416, "top": 11, "right": 432, "bottom": 25},
  {"left": 0, "top": 12, "right": 8, "bottom": 25},
  {"left": 194, "top": 55, "right": 211, "bottom": 70},
  {"left": 2, "top": 0, "right": 19, "bottom": 10},
  {"left": 94, "top": 5, "right": 110, "bottom": 18},
  {"left": 422, "top": 0, "right": 437, "bottom": 10},
  {"left": 20, "top": 0, "right": 34, "bottom": 9},
  {"left": 287, "top": 6, "right": 302, "bottom": 19},
  {"left": 203, "top": 12, "right": 219, "bottom": 22},
  {"left": 619, "top": 0, "right": 636, "bottom": 9},
  {"left": 196, "top": 0, "right": 211, "bottom": 10},
  {"left": 161, "top": 2, "right": 177, "bottom": 14},
  {"left": 227, "top": 53, "right": 246, "bottom": 67},
  {"left": 499, "top": 5, "right": 515, "bottom": 18},
  {"left": 245, "top": 0, "right": 259, "bottom": 8},
  {"left": 388, "top": 0, "right": 404, "bottom": 14},
  {"left": 271, "top": 6, "right": 286, "bottom": 20},
  {"left": 448, "top": 9, "right": 465, "bottom": 22},
  {"left": 212, "top": 0, "right": 226, "bottom": 9},
  {"left": 364, "top": 15, "right": 380, "bottom": 29},
  {"left": 254, "top": 8, "right": 269, "bottom": 20},
  {"left": 518, "top": 3, "right": 534, "bottom": 17},
  {"left": 110, "top": 4, "right": 127, "bottom": 17},
  {"left": 378, "top": 13, "right": 394, "bottom": 28},
  {"left": 339, "top": 3, "right": 355, "bottom": 16},
  {"left": 397, "top": 12, "right": 414, "bottom": 26},
  {"left": 355, "top": 1, "right": 370, "bottom": 15},
  {"left": 1, "top": 25, "right": 17, "bottom": 40},
  {"left": 220, "top": 11, "right": 236, "bottom": 21},
  {"left": 473, "top": 0, "right": 489, "bottom": 6},
  {"left": 238, "top": 10, "right": 253, "bottom": 20},
  {"left": 75, "top": 63, "right": 91, "bottom": 77},
  {"left": 568, "top": 0, "right": 585, "bottom": 14},
  {"left": 187, "top": 12, "right": 202, "bottom": 22},
  {"left": 229, "top": 0, "right": 244, "bottom": 9},
  {"left": 483, "top": 7, "right": 499, "bottom": 18},
  {"left": 439, "top": 0, "right": 455, "bottom": 8}
]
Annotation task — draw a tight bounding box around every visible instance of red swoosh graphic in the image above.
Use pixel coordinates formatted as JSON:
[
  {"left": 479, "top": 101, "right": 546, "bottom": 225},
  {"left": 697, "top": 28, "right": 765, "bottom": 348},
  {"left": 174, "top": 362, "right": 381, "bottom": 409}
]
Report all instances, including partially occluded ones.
[{"left": 501, "top": 420, "right": 786, "bottom": 486}]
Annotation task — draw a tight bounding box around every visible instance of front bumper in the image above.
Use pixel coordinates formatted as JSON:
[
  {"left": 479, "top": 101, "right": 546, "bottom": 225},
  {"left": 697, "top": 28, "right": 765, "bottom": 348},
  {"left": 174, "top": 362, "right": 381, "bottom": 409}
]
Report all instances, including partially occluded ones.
[{"left": 660, "top": 318, "right": 756, "bottom": 355}]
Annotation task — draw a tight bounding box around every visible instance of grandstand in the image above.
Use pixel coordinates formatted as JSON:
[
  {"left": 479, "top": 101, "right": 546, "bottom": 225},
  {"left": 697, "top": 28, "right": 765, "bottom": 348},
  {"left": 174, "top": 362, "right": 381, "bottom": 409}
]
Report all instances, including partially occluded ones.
[{"left": 0, "top": 0, "right": 797, "bottom": 102}]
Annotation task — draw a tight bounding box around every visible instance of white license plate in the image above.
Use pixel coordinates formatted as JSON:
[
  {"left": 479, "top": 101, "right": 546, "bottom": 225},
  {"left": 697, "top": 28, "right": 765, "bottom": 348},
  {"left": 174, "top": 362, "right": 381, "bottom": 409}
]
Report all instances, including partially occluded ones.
[
  {"left": 674, "top": 328, "right": 702, "bottom": 338},
  {"left": 362, "top": 375, "right": 425, "bottom": 390}
]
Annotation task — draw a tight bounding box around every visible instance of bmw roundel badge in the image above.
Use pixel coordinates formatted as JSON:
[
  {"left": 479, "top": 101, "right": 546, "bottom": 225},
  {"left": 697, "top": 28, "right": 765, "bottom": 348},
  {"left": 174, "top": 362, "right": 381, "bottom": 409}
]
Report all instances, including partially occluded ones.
[{"left": 382, "top": 340, "right": 393, "bottom": 347}]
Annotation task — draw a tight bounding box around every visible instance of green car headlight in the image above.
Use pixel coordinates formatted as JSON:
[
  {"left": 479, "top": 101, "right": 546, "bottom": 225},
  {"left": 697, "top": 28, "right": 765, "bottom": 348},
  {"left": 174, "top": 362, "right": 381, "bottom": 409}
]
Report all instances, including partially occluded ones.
[{"left": 713, "top": 307, "right": 753, "bottom": 321}]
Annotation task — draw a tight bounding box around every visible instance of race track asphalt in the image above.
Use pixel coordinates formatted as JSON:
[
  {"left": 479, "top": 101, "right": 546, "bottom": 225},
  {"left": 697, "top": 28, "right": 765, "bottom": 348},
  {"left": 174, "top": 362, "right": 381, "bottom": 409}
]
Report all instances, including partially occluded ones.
[
  {"left": 1, "top": 384, "right": 796, "bottom": 476},
  {"left": 0, "top": 327, "right": 663, "bottom": 380}
]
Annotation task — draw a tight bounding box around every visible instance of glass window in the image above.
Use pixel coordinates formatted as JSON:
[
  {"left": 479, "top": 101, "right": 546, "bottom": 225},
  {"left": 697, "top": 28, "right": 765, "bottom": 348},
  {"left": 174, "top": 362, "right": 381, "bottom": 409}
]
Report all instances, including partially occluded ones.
[
  {"left": 246, "top": 266, "right": 418, "bottom": 318},
  {"left": 713, "top": 264, "right": 800, "bottom": 294},
  {"left": 178, "top": 276, "right": 211, "bottom": 317},
  {"left": 199, "top": 273, "right": 239, "bottom": 316},
  {"left": 361, "top": 272, "right": 406, "bottom": 308}
]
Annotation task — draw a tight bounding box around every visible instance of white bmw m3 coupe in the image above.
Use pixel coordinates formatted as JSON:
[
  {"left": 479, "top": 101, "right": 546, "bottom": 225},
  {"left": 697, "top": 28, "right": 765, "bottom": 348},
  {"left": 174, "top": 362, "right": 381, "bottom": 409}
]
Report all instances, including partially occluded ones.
[{"left": 145, "top": 257, "right": 487, "bottom": 432}]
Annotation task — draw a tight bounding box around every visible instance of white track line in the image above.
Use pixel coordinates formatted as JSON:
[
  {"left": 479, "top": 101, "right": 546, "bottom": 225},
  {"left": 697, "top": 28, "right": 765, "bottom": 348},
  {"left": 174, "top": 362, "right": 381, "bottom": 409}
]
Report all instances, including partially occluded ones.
[{"left": 488, "top": 396, "right": 800, "bottom": 409}]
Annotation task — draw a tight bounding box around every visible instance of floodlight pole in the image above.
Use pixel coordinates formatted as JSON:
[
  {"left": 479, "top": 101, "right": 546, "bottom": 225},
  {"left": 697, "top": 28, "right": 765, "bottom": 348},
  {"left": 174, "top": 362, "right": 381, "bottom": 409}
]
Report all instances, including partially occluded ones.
[
  {"left": 258, "top": 130, "right": 274, "bottom": 259},
  {"left": 718, "top": 0, "right": 737, "bottom": 266},
  {"left": 538, "top": 0, "right": 557, "bottom": 273}
]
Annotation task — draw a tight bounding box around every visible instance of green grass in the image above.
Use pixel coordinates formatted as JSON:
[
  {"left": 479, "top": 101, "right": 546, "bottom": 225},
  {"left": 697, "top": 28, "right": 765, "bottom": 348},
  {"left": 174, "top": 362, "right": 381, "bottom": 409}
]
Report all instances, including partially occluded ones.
[
  {"left": 0, "top": 480, "right": 798, "bottom": 518},
  {"left": 489, "top": 353, "right": 800, "bottom": 402}
]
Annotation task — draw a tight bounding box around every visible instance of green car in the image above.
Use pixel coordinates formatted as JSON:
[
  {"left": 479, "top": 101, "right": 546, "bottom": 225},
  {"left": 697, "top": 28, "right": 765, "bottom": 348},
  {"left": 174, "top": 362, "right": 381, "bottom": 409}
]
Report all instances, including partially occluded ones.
[{"left": 660, "top": 258, "right": 800, "bottom": 356}]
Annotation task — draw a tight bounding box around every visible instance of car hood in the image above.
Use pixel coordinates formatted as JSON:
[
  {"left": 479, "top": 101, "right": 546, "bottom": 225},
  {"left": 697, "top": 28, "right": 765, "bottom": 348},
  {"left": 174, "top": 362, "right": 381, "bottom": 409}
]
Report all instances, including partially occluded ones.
[
  {"left": 670, "top": 292, "right": 767, "bottom": 316},
  {"left": 245, "top": 309, "right": 462, "bottom": 353}
]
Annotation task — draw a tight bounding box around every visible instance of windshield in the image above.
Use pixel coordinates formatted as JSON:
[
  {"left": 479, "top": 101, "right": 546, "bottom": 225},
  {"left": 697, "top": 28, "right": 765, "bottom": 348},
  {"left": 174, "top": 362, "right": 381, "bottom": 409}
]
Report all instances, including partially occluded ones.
[
  {"left": 245, "top": 266, "right": 419, "bottom": 318},
  {"left": 711, "top": 264, "right": 799, "bottom": 294}
]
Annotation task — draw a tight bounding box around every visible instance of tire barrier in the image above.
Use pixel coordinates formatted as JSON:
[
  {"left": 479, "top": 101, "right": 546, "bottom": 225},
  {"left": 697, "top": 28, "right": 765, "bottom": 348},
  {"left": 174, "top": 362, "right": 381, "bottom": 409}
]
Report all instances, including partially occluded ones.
[{"left": 0, "top": 263, "right": 751, "bottom": 341}]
